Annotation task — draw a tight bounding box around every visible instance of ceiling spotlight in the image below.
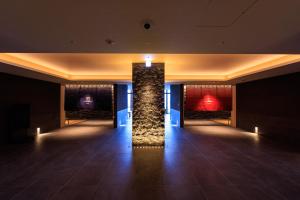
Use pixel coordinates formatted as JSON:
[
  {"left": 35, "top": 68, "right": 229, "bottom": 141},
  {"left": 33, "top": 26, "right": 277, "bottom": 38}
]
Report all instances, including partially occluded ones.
[{"left": 145, "top": 55, "right": 152, "bottom": 67}]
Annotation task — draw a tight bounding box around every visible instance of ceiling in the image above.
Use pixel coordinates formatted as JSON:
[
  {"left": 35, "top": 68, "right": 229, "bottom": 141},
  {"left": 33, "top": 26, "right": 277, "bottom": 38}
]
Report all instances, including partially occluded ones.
[
  {"left": 0, "top": 0, "right": 300, "bottom": 53},
  {"left": 1, "top": 1, "right": 300, "bottom": 82},
  {"left": 1, "top": 53, "right": 300, "bottom": 82}
]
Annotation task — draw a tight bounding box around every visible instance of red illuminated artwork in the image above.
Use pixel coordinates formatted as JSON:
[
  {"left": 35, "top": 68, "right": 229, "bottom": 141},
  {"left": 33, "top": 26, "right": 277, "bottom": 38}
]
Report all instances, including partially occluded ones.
[
  {"left": 197, "top": 94, "right": 221, "bottom": 111},
  {"left": 185, "top": 85, "right": 232, "bottom": 111}
]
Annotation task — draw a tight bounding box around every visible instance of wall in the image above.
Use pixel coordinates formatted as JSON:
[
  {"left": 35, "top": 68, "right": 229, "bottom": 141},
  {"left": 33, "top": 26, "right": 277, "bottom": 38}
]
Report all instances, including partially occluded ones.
[
  {"left": 0, "top": 72, "right": 60, "bottom": 143},
  {"left": 170, "top": 84, "right": 183, "bottom": 127},
  {"left": 237, "top": 72, "right": 300, "bottom": 143},
  {"left": 184, "top": 85, "right": 232, "bottom": 119},
  {"left": 132, "top": 63, "right": 165, "bottom": 146},
  {"left": 115, "top": 84, "right": 128, "bottom": 127},
  {"left": 65, "top": 84, "right": 113, "bottom": 119}
]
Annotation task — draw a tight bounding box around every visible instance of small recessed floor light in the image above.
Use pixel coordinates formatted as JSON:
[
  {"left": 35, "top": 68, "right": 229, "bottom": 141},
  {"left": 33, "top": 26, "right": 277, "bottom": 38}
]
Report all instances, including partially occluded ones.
[
  {"left": 37, "top": 127, "right": 41, "bottom": 135},
  {"left": 254, "top": 126, "right": 259, "bottom": 134}
]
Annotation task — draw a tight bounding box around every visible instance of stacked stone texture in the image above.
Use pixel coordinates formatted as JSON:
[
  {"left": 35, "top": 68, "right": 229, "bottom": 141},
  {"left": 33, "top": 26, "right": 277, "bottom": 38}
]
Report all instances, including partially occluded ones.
[{"left": 132, "top": 63, "right": 165, "bottom": 146}]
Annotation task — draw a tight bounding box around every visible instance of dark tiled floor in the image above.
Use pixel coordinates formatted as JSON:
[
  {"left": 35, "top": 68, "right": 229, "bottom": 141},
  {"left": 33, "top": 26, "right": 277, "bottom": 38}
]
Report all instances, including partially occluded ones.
[{"left": 1, "top": 120, "right": 300, "bottom": 200}]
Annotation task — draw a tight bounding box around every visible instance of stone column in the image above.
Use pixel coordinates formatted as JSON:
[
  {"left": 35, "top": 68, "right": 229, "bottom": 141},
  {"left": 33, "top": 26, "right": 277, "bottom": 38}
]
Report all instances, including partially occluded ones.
[{"left": 132, "top": 63, "right": 165, "bottom": 146}]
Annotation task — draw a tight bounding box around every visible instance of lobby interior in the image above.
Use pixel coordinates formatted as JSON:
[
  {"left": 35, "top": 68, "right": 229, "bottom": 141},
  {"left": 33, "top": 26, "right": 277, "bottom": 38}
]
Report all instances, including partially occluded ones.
[{"left": 1, "top": 1, "right": 300, "bottom": 200}]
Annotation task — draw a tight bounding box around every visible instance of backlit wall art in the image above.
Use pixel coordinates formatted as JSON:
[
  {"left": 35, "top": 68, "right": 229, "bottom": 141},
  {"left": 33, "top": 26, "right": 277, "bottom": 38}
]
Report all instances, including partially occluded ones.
[
  {"left": 184, "top": 85, "right": 232, "bottom": 119},
  {"left": 185, "top": 85, "right": 232, "bottom": 111},
  {"left": 65, "top": 84, "right": 113, "bottom": 119}
]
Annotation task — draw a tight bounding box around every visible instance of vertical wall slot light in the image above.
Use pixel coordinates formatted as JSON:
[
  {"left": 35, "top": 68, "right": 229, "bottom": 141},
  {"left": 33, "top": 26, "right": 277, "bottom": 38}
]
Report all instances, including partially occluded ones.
[
  {"left": 254, "top": 126, "right": 259, "bottom": 134},
  {"left": 145, "top": 55, "right": 152, "bottom": 67},
  {"left": 37, "top": 127, "right": 41, "bottom": 135}
]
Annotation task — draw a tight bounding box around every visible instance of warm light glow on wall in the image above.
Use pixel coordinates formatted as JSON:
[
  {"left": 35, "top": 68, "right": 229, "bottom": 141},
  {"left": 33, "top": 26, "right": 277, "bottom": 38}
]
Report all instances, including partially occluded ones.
[{"left": 1, "top": 53, "right": 300, "bottom": 82}]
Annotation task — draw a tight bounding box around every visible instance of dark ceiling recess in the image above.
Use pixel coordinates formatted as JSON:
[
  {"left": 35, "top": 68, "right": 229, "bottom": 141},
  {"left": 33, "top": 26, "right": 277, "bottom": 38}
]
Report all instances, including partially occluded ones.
[
  {"left": 105, "top": 39, "right": 115, "bottom": 45},
  {"left": 141, "top": 19, "right": 154, "bottom": 30},
  {"left": 144, "top": 23, "right": 151, "bottom": 30}
]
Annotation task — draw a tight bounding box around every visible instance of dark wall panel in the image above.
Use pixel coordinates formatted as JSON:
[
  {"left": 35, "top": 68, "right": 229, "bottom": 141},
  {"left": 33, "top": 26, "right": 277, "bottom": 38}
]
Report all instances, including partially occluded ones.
[
  {"left": 117, "top": 84, "right": 128, "bottom": 111},
  {"left": 65, "top": 84, "right": 113, "bottom": 119},
  {"left": 132, "top": 63, "right": 164, "bottom": 146},
  {"left": 237, "top": 72, "right": 300, "bottom": 143},
  {"left": 170, "top": 84, "right": 183, "bottom": 127},
  {"left": 115, "top": 84, "right": 128, "bottom": 127},
  {"left": 0, "top": 72, "right": 60, "bottom": 143},
  {"left": 171, "top": 85, "right": 181, "bottom": 111}
]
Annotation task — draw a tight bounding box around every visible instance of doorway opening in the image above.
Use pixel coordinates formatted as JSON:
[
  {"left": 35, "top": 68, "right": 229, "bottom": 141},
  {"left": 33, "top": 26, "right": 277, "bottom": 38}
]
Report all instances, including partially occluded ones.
[{"left": 165, "top": 84, "right": 171, "bottom": 126}]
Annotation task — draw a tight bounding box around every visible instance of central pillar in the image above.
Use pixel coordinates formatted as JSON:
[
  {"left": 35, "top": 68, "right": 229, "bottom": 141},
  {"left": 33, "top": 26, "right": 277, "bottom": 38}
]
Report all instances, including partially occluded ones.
[{"left": 132, "top": 63, "right": 165, "bottom": 146}]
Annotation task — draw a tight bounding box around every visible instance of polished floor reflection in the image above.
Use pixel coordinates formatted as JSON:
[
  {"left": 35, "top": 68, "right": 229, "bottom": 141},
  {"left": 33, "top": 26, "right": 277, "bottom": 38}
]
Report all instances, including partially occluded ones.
[{"left": 1, "top": 120, "right": 300, "bottom": 200}]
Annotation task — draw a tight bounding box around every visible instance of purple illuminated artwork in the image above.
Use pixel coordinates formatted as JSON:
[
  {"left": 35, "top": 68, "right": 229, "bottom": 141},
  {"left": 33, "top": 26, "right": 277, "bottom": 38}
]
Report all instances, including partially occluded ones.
[
  {"left": 80, "top": 95, "right": 94, "bottom": 109},
  {"left": 65, "top": 84, "right": 113, "bottom": 119}
]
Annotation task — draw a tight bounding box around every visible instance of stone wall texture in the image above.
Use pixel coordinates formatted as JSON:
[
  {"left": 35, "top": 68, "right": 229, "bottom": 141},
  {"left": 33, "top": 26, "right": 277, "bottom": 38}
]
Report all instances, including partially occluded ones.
[{"left": 132, "top": 63, "right": 165, "bottom": 146}]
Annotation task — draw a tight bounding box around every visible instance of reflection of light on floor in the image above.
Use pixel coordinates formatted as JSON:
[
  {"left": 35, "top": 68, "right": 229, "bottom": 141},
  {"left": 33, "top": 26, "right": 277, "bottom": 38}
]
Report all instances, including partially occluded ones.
[
  {"left": 35, "top": 131, "right": 52, "bottom": 150},
  {"left": 51, "top": 126, "right": 107, "bottom": 139},
  {"left": 75, "top": 120, "right": 113, "bottom": 126},
  {"left": 185, "top": 119, "right": 230, "bottom": 126},
  {"left": 35, "top": 120, "right": 113, "bottom": 151},
  {"left": 211, "top": 119, "right": 231, "bottom": 126},
  {"left": 165, "top": 114, "right": 171, "bottom": 127},
  {"left": 241, "top": 130, "right": 260, "bottom": 143},
  {"left": 188, "top": 125, "right": 260, "bottom": 143}
]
